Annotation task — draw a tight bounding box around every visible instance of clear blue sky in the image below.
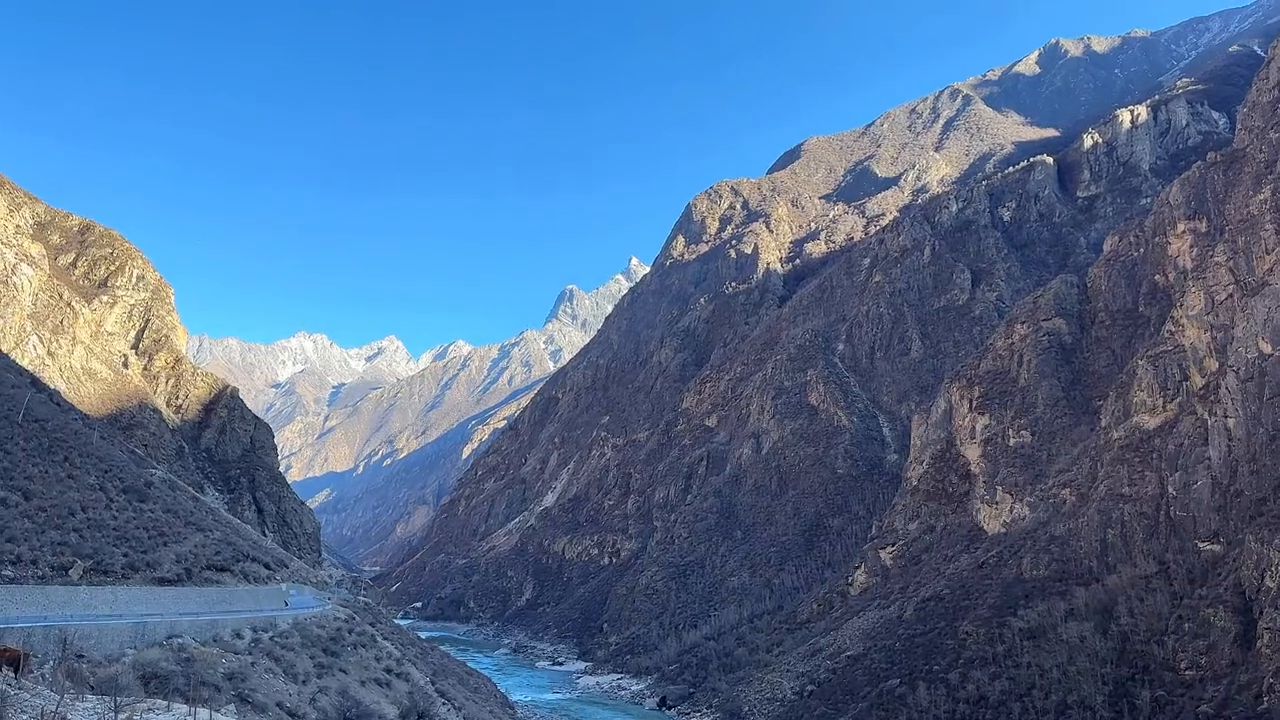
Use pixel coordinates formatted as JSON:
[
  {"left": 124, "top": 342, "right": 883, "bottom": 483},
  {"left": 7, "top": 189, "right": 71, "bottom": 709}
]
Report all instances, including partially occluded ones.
[{"left": 0, "top": 0, "right": 1238, "bottom": 352}]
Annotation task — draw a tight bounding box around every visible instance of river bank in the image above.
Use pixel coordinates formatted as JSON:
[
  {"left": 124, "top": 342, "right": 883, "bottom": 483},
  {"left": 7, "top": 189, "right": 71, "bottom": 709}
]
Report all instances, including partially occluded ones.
[{"left": 406, "top": 621, "right": 673, "bottom": 720}]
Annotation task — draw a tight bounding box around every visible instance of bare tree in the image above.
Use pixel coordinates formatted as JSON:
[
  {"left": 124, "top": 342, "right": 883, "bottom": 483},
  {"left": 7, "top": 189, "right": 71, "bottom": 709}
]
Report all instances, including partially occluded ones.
[
  {"left": 397, "top": 691, "right": 436, "bottom": 720},
  {"left": 16, "top": 391, "right": 31, "bottom": 424},
  {"left": 185, "top": 671, "right": 202, "bottom": 720},
  {"left": 43, "top": 631, "right": 85, "bottom": 719},
  {"left": 95, "top": 667, "right": 144, "bottom": 720},
  {"left": 324, "top": 689, "right": 375, "bottom": 720},
  {"left": 184, "top": 649, "right": 224, "bottom": 720}
]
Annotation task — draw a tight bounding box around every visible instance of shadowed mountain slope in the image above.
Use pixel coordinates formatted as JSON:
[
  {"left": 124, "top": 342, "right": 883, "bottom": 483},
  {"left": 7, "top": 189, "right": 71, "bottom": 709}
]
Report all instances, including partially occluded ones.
[
  {"left": 0, "top": 352, "right": 315, "bottom": 585},
  {"left": 0, "top": 174, "right": 518, "bottom": 720},
  {"left": 0, "top": 174, "right": 319, "bottom": 564},
  {"left": 741, "top": 31, "right": 1280, "bottom": 720},
  {"left": 382, "top": 4, "right": 1280, "bottom": 717}
]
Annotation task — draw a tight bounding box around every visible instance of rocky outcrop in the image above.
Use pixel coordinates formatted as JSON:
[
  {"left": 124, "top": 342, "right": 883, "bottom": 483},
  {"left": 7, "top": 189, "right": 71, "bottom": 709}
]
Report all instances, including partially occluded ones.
[
  {"left": 0, "top": 175, "right": 321, "bottom": 564},
  {"left": 0, "top": 172, "right": 518, "bottom": 720},
  {"left": 736, "top": 35, "right": 1280, "bottom": 720},
  {"left": 380, "top": 3, "right": 1280, "bottom": 717}
]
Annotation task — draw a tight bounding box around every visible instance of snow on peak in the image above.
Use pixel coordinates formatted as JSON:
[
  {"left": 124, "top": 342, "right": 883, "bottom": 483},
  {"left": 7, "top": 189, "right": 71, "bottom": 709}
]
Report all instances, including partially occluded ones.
[
  {"left": 541, "top": 260, "right": 649, "bottom": 337},
  {"left": 623, "top": 256, "right": 650, "bottom": 282},
  {"left": 544, "top": 285, "right": 591, "bottom": 327},
  {"left": 187, "top": 329, "right": 425, "bottom": 418},
  {"left": 349, "top": 336, "right": 419, "bottom": 381},
  {"left": 359, "top": 335, "right": 407, "bottom": 352},
  {"left": 355, "top": 335, "right": 412, "bottom": 364},
  {"left": 189, "top": 256, "right": 647, "bottom": 481},
  {"left": 192, "top": 256, "right": 650, "bottom": 403},
  {"left": 282, "top": 330, "right": 339, "bottom": 350},
  {"left": 1152, "top": 0, "right": 1280, "bottom": 82},
  {"left": 422, "top": 340, "right": 475, "bottom": 364}
]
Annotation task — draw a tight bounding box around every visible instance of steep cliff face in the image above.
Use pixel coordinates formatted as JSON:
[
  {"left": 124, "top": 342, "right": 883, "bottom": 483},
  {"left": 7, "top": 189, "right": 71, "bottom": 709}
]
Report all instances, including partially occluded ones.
[
  {"left": 381, "top": 3, "right": 1280, "bottom": 716},
  {"left": 736, "top": 37, "right": 1280, "bottom": 720},
  {"left": 0, "top": 175, "right": 320, "bottom": 564},
  {"left": 0, "top": 175, "right": 525, "bottom": 720}
]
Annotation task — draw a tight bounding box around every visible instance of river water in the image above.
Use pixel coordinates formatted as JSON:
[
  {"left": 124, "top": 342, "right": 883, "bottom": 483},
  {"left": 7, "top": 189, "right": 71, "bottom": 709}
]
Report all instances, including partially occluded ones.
[{"left": 415, "top": 624, "right": 670, "bottom": 720}]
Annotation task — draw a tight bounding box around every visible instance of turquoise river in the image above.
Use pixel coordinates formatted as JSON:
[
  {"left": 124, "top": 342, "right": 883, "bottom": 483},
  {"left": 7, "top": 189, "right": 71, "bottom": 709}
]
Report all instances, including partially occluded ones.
[{"left": 415, "top": 623, "right": 671, "bottom": 720}]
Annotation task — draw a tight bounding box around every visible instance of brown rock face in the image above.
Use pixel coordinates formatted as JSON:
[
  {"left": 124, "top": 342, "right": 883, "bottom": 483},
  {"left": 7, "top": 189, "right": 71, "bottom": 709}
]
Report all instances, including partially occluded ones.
[
  {"left": 0, "top": 175, "right": 320, "bottom": 565},
  {"left": 380, "top": 6, "right": 1280, "bottom": 717},
  {"left": 744, "top": 39, "right": 1280, "bottom": 719},
  {"left": 0, "top": 179, "right": 519, "bottom": 720},
  {"left": 0, "top": 353, "right": 318, "bottom": 585}
]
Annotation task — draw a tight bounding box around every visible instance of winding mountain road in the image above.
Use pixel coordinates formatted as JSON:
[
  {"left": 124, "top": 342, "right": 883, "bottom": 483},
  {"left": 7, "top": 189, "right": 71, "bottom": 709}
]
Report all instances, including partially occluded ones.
[
  {"left": 0, "top": 584, "right": 332, "bottom": 653},
  {"left": 0, "top": 585, "right": 330, "bottom": 630}
]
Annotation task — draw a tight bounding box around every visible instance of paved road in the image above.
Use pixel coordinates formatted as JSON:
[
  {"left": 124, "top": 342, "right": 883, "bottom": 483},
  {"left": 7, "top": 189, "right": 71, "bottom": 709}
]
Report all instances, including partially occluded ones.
[{"left": 0, "top": 584, "right": 331, "bottom": 631}]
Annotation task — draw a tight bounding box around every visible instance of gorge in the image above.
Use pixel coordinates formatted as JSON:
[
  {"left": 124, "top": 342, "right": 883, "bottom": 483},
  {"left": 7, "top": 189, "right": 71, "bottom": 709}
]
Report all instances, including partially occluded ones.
[
  {"left": 5, "top": 2, "right": 1280, "bottom": 719},
  {"left": 375, "top": 2, "right": 1280, "bottom": 718}
]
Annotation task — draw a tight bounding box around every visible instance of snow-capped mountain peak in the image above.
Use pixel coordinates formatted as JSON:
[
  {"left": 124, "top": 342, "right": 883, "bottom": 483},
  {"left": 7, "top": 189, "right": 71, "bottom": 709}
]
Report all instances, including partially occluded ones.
[
  {"left": 623, "top": 256, "right": 649, "bottom": 282},
  {"left": 544, "top": 259, "right": 650, "bottom": 331},
  {"left": 350, "top": 336, "right": 420, "bottom": 379},
  {"left": 187, "top": 330, "right": 424, "bottom": 418},
  {"left": 422, "top": 339, "right": 475, "bottom": 364},
  {"left": 190, "top": 256, "right": 649, "bottom": 483},
  {"left": 544, "top": 285, "right": 591, "bottom": 328}
]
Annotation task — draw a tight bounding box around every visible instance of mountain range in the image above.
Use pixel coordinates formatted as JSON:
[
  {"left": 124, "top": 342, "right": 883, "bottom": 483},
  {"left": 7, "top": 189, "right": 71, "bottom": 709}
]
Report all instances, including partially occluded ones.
[
  {"left": 375, "top": 2, "right": 1280, "bottom": 717},
  {"left": 7, "top": 2, "right": 1280, "bottom": 718},
  {"left": 190, "top": 257, "right": 648, "bottom": 563}
]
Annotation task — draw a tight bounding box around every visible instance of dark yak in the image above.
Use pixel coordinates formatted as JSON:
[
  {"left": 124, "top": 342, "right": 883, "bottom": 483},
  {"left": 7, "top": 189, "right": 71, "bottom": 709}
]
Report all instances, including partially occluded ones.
[{"left": 0, "top": 646, "right": 32, "bottom": 677}]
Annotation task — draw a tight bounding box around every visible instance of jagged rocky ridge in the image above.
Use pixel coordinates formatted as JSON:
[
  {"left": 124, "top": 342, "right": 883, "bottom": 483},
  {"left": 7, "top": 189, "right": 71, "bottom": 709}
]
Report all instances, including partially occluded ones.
[
  {"left": 744, "top": 33, "right": 1280, "bottom": 720},
  {"left": 382, "top": 3, "right": 1280, "bottom": 718},
  {"left": 0, "top": 175, "right": 320, "bottom": 567},
  {"left": 189, "top": 332, "right": 424, "bottom": 481},
  {"left": 191, "top": 258, "right": 648, "bottom": 563}
]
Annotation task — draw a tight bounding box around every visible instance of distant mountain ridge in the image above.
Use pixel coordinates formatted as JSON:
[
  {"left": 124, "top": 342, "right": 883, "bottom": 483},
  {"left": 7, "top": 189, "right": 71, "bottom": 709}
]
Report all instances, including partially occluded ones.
[
  {"left": 190, "top": 332, "right": 422, "bottom": 418},
  {"left": 188, "top": 331, "right": 426, "bottom": 472},
  {"left": 191, "top": 257, "right": 648, "bottom": 562}
]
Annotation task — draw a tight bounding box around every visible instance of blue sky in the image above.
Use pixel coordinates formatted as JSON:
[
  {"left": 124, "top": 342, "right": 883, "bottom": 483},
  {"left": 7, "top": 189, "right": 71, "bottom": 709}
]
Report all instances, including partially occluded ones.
[{"left": 0, "top": 0, "right": 1238, "bottom": 352}]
